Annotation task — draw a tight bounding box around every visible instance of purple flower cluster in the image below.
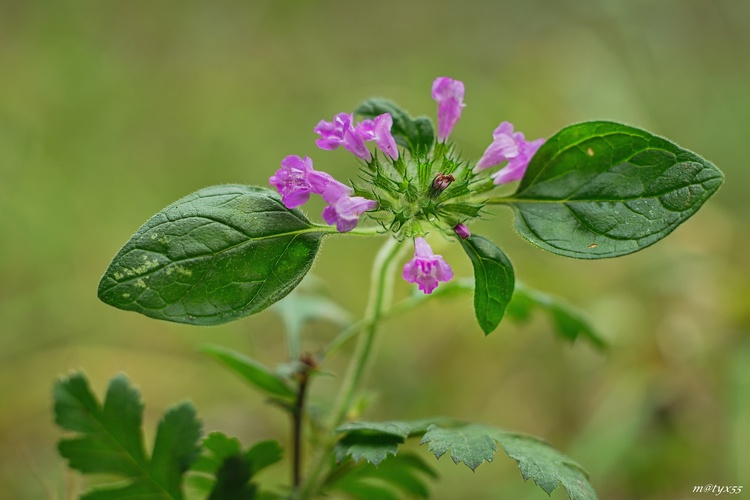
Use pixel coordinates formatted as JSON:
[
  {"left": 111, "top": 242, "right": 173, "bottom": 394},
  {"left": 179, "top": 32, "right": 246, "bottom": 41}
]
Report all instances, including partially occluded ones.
[
  {"left": 269, "top": 155, "right": 377, "bottom": 233},
  {"left": 270, "top": 76, "right": 545, "bottom": 295},
  {"left": 432, "top": 77, "right": 544, "bottom": 185},
  {"left": 314, "top": 112, "right": 398, "bottom": 161}
]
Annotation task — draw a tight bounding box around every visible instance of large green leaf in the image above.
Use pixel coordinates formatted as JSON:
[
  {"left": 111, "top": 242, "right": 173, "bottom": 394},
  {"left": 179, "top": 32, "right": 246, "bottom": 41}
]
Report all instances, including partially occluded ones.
[
  {"left": 54, "top": 372, "right": 201, "bottom": 500},
  {"left": 459, "top": 235, "right": 515, "bottom": 335},
  {"left": 98, "top": 185, "right": 326, "bottom": 325},
  {"left": 496, "top": 121, "right": 723, "bottom": 259}
]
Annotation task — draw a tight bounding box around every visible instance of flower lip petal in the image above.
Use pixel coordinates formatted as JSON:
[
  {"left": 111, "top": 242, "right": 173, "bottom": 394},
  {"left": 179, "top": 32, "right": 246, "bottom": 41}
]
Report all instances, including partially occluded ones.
[
  {"left": 402, "top": 237, "right": 454, "bottom": 294},
  {"left": 322, "top": 195, "right": 378, "bottom": 233}
]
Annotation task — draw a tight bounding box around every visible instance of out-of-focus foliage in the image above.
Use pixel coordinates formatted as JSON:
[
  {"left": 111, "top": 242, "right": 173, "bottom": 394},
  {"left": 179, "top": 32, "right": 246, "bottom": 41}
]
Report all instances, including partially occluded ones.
[{"left": 1, "top": 0, "right": 748, "bottom": 498}]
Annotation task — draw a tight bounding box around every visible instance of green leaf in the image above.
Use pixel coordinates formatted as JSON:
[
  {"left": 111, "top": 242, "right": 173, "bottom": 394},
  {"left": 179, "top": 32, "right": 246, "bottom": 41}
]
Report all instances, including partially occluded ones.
[
  {"left": 459, "top": 235, "right": 515, "bottom": 335},
  {"left": 420, "top": 424, "right": 497, "bottom": 471},
  {"left": 54, "top": 372, "right": 201, "bottom": 500},
  {"left": 355, "top": 98, "right": 435, "bottom": 154},
  {"left": 507, "top": 283, "right": 606, "bottom": 349},
  {"left": 497, "top": 433, "right": 596, "bottom": 500},
  {"left": 336, "top": 419, "right": 597, "bottom": 500},
  {"left": 188, "top": 433, "right": 283, "bottom": 499},
  {"left": 98, "top": 185, "right": 326, "bottom": 325},
  {"left": 325, "top": 453, "right": 438, "bottom": 499},
  {"left": 499, "top": 121, "right": 723, "bottom": 259},
  {"left": 201, "top": 344, "right": 296, "bottom": 401},
  {"left": 335, "top": 420, "right": 442, "bottom": 466}
]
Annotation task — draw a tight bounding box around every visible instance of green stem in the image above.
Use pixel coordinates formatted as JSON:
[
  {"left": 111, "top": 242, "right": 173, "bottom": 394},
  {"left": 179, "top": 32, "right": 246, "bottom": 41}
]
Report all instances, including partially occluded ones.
[
  {"left": 292, "top": 369, "right": 310, "bottom": 489},
  {"left": 331, "top": 236, "right": 403, "bottom": 425},
  {"left": 299, "top": 236, "right": 406, "bottom": 498}
]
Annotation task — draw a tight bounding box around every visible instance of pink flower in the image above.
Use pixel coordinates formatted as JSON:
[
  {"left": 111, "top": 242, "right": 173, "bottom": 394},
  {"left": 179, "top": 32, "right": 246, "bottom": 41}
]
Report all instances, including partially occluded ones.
[
  {"left": 314, "top": 113, "right": 372, "bottom": 161},
  {"left": 356, "top": 113, "right": 399, "bottom": 160},
  {"left": 454, "top": 223, "right": 471, "bottom": 240},
  {"left": 270, "top": 155, "right": 337, "bottom": 208},
  {"left": 270, "top": 155, "right": 355, "bottom": 210},
  {"left": 322, "top": 195, "right": 379, "bottom": 233},
  {"left": 474, "top": 121, "right": 545, "bottom": 184},
  {"left": 431, "top": 77, "right": 465, "bottom": 142},
  {"left": 402, "top": 237, "right": 454, "bottom": 294}
]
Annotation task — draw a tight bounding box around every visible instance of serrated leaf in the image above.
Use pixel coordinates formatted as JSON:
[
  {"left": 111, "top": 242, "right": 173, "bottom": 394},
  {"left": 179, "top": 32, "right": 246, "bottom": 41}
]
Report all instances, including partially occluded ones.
[
  {"left": 496, "top": 433, "right": 596, "bottom": 500},
  {"left": 421, "top": 424, "right": 497, "bottom": 471},
  {"left": 498, "top": 121, "right": 723, "bottom": 259},
  {"left": 336, "top": 419, "right": 597, "bottom": 500},
  {"left": 334, "top": 419, "right": 446, "bottom": 466},
  {"left": 507, "top": 283, "right": 606, "bottom": 349},
  {"left": 334, "top": 433, "right": 402, "bottom": 466},
  {"left": 337, "top": 419, "right": 444, "bottom": 441},
  {"left": 354, "top": 98, "right": 435, "bottom": 154},
  {"left": 201, "top": 344, "right": 296, "bottom": 401},
  {"left": 459, "top": 235, "right": 515, "bottom": 335},
  {"left": 54, "top": 372, "right": 201, "bottom": 500},
  {"left": 98, "top": 185, "right": 325, "bottom": 325}
]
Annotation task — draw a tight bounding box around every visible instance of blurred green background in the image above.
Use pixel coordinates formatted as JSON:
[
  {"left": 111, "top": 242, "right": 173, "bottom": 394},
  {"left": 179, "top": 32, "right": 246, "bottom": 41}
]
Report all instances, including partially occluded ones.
[{"left": 1, "top": 0, "right": 748, "bottom": 498}]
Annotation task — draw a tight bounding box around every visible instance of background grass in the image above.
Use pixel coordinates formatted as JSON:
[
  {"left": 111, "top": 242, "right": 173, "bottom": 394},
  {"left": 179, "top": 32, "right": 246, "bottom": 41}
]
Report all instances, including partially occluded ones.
[{"left": 1, "top": 0, "right": 748, "bottom": 498}]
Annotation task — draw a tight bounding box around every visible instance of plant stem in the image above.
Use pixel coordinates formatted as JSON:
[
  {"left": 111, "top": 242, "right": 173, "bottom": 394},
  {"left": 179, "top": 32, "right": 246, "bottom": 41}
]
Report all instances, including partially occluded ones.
[
  {"left": 331, "top": 237, "right": 404, "bottom": 426},
  {"left": 299, "top": 236, "right": 406, "bottom": 498},
  {"left": 292, "top": 364, "right": 311, "bottom": 489}
]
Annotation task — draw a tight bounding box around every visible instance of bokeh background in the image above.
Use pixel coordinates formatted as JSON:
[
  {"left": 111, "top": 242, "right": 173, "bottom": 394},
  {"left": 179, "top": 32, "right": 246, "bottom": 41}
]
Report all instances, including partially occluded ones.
[{"left": 1, "top": 0, "right": 748, "bottom": 498}]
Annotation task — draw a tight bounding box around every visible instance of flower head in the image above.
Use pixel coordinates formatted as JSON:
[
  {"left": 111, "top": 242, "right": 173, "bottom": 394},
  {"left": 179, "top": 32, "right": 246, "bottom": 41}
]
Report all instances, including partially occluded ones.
[
  {"left": 322, "top": 195, "right": 379, "bottom": 233},
  {"left": 431, "top": 77, "right": 465, "bottom": 142},
  {"left": 356, "top": 113, "right": 399, "bottom": 160},
  {"left": 270, "top": 155, "right": 337, "bottom": 208},
  {"left": 402, "top": 237, "right": 454, "bottom": 294},
  {"left": 314, "top": 113, "right": 372, "bottom": 161},
  {"left": 474, "top": 121, "right": 545, "bottom": 184}
]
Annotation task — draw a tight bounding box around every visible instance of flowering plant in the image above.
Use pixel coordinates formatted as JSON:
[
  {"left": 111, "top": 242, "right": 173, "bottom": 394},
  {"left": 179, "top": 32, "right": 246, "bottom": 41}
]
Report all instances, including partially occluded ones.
[{"left": 54, "top": 77, "right": 722, "bottom": 499}]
